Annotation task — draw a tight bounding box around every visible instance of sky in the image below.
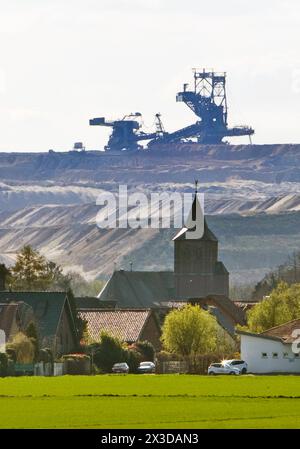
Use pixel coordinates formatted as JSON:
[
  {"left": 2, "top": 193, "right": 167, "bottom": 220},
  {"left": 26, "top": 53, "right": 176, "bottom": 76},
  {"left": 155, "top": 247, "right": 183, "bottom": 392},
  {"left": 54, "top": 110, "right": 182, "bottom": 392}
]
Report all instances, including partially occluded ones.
[{"left": 0, "top": 0, "right": 300, "bottom": 152}]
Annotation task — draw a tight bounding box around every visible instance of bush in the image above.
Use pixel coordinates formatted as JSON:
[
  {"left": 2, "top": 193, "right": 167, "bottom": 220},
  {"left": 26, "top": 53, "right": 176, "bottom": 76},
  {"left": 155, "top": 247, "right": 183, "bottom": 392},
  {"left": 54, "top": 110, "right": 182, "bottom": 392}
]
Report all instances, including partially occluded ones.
[
  {"left": 61, "top": 353, "right": 91, "bottom": 375},
  {"left": 38, "top": 348, "right": 53, "bottom": 363},
  {"left": 135, "top": 340, "right": 155, "bottom": 362},
  {"left": 25, "top": 322, "right": 39, "bottom": 362},
  {"left": 161, "top": 304, "right": 218, "bottom": 357},
  {"left": 6, "top": 332, "right": 35, "bottom": 363},
  {"left": 92, "top": 333, "right": 127, "bottom": 373},
  {"left": 6, "top": 348, "right": 16, "bottom": 363},
  {"left": 0, "top": 353, "right": 8, "bottom": 377},
  {"left": 126, "top": 350, "right": 142, "bottom": 373}
]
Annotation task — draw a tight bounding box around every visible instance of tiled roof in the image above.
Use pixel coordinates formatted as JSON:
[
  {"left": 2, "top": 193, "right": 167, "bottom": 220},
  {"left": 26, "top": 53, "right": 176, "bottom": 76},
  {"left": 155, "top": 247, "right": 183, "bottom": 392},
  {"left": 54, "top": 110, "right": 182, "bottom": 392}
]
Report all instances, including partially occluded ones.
[
  {"left": 261, "top": 319, "right": 300, "bottom": 343},
  {"left": 79, "top": 309, "right": 152, "bottom": 343}
]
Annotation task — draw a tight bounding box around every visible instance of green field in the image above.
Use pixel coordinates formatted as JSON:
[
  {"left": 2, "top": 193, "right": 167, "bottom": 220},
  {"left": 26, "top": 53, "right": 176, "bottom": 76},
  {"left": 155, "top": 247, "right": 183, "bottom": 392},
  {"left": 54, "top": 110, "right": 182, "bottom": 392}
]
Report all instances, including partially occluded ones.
[{"left": 1, "top": 375, "right": 300, "bottom": 428}]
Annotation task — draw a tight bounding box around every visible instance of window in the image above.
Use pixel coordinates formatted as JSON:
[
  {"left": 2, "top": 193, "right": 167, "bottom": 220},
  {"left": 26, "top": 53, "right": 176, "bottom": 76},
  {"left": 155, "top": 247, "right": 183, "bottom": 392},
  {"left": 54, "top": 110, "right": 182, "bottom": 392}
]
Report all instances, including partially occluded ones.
[
  {"left": 261, "top": 352, "right": 268, "bottom": 358},
  {"left": 283, "top": 352, "right": 289, "bottom": 358},
  {"left": 295, "top": 353, "right": 300, "bottom": 358},
  {"left": 272, "top": 353, "right": 278, "bottom": 358}
]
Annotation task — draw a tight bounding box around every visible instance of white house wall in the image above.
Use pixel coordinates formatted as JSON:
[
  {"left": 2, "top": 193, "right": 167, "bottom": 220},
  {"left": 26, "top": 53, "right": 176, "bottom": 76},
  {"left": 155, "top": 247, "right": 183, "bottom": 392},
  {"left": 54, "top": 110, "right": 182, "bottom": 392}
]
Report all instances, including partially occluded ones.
[{"left": 240, "top": 334, "right": 300, "bottom": 373}]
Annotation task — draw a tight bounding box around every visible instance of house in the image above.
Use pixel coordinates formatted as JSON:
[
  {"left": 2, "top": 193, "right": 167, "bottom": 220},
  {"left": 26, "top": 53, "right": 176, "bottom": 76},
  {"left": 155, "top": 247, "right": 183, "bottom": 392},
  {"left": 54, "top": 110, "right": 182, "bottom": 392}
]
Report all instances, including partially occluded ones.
[
  {"left": 0, "top": 291, "right": 79, "bottom": 357},
  {"left": 79, "top": 308, "right": 162, "bottom": 350},
  {"left": 0, "top": 301, "right": 35, "bottom": 342},
  {"left": 238, "top": 319, "right": 300, "bottom": 373}
]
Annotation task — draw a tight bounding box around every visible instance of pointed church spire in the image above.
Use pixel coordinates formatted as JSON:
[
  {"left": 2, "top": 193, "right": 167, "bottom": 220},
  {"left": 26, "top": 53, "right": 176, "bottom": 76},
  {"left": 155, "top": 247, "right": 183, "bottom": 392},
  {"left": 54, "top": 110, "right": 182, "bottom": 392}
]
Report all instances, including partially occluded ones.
[{"left": 173, "top": 181, "right": 217, "bottom": 241}]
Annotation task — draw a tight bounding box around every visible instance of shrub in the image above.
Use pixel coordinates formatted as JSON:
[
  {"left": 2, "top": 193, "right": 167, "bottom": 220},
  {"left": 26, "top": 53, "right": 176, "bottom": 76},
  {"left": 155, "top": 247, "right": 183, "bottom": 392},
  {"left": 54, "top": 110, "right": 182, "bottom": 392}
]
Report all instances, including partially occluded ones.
[
  {"left": 135, "top": 340, "right": 155, "bottom": 361},
  {"left": 38, "top": 348, "right": 53, "bottom": 363},
  {"left": 0, "top": 353, "right": 8, "bottom": 377},
  {"left": 7, "top": 332, "right": 35, "bottom": 363},
  {"left": 92, "top": 332, "right": 127, "bottom": 373},
  {"left": 6, "top": 348, "right": 16, "bottom": 363},
  {"left": 161, "top": 304, "right": 217, "bottom": 357},
  {"left": 25, "top": 322, "right": 39, "bottom": 362},
  {"left": 125, "top": 350, "right": 142, "bottom": 373}
]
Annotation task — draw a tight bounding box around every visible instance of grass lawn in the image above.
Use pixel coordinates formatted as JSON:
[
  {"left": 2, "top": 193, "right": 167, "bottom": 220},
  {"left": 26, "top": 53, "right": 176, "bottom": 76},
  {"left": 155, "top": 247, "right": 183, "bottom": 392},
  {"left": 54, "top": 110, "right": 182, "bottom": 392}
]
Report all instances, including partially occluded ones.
[{"left": 1, "top": 374, "right": 300, "bottom": 428}]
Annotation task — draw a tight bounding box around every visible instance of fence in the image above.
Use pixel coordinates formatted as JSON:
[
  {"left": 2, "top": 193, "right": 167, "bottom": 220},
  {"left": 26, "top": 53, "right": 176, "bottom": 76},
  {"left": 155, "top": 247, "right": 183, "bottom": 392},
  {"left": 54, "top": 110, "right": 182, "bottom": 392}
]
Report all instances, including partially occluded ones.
[
  {"left": 160, "top": 361, "right": 188, "bottom": 374},
  {"left": 157, "top": 354, "right": 225, "bottom": 374}
]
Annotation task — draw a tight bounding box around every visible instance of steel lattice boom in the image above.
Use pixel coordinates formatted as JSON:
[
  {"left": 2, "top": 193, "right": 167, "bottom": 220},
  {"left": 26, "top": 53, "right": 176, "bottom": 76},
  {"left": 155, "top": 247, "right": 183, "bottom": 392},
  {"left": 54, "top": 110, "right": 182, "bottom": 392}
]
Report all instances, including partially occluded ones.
[{"left": 89, "top": 69, "right": 254, "bottom": 151}]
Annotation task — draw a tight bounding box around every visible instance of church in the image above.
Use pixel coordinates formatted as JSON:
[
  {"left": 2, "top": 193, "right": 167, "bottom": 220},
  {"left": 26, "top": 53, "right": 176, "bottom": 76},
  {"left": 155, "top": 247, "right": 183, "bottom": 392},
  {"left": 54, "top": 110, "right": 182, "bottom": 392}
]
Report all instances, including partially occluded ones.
[
  {"left": 88, "top": 190, "right": 246, "bottom": 335},
  {"left": 98, "top": 192, "right": 230, "bottom": 305}
]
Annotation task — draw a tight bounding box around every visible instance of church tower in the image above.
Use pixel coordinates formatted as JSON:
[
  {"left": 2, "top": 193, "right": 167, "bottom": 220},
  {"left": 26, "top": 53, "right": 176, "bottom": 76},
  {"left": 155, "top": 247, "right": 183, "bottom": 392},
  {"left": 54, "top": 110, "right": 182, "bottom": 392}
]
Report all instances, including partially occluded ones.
[{"left": 173, "top": 187, "right": 229, "bottom": 299}]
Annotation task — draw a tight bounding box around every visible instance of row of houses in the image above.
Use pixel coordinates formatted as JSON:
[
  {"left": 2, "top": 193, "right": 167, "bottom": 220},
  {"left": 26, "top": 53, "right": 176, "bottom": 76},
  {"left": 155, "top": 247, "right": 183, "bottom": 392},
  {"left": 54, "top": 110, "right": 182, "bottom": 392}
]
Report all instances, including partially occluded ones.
[
  {"left": 0, "top": 289, "right": 244, "bottom": 357},
  {"left": 1, "top": 193, "right": 299, "bottom": 373},
  {"left": 2, "top": 287, "right": 300, "bottom": 374}
]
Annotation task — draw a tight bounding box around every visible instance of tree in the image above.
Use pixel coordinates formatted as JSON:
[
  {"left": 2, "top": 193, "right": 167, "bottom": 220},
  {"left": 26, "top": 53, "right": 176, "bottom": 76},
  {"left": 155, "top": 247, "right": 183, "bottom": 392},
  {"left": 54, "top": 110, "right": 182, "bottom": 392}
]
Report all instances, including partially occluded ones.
[
  {"left": 161, "top": 305, "right": 218, "bottom": 358},
  {"left": 247, "top": 282, "right": 300, "bottom": 332},
  {"left": 62, "top": 271, "right": 104, "bottom": 297},
  {"left": 11, "top": 245, "right": 51, "bottom": 291},
  {"left": 215, "top": 327, "right": 238, "bottom": 357},
  {"left": 0, "top": 264, "right": 11, "bottom": 290},
  {"left": 252, "top": 250, "right": 300, "bottom": 300},
  {"left": 11, "top": 246, "right": 104, "bottom": 296}
]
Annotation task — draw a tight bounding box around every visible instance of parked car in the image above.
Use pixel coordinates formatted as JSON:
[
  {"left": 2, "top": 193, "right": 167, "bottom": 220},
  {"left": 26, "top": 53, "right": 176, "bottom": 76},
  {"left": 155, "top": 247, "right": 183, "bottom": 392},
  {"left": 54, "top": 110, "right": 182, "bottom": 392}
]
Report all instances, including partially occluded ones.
[
  {"left": 208, "top": 362, "right": 240, "bottom": 375},
  {"left": 112, "top": 362, "right": 129, "bottom": 374},
  {"left": 137, "top": 361, "right": 156, "bottom": 374},
  {"left": 223, "top": 359, "right": 248, "bottom": 374}
]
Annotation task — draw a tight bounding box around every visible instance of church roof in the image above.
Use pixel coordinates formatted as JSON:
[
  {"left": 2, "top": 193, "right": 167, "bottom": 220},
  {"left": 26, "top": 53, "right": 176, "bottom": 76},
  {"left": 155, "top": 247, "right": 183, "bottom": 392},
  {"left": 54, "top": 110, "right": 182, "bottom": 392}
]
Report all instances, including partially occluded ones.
[
  {"left": 98, "top": 270, "right": 175, "bottom": 308},
  {"left": 214, "top": 261, "right": 229, "bottom": 275},
  {"left": 75, "top": 296, "right": 116, "bottom": 310}
]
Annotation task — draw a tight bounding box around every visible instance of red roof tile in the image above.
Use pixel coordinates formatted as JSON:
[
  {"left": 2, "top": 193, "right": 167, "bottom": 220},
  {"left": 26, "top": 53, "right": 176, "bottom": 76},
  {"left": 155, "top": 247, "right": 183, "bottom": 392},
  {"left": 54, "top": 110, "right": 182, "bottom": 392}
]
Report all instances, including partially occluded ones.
[
  {"left": 261, "top": 319, "right": 300, "bottom": 343},
  {"left": 79, "top": 309, "right": 152, "bottom": 343}
]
